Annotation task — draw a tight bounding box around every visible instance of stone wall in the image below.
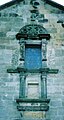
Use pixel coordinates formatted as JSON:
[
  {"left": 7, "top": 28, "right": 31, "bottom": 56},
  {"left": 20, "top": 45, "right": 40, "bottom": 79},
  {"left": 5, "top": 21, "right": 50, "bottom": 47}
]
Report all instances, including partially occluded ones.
[{"left": 0, "top": 0, "right": 64, "bottom": 120}]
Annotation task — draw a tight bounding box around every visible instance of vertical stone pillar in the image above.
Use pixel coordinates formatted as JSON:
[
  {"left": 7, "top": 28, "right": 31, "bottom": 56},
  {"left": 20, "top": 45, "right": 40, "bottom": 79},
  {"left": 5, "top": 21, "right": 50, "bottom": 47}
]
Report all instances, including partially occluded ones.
[
  {"left": 18, "top": 40, "right": 26, "bottom": 98},
  {"left": 19, "top": 40, "right": 25, "bottom": 68},
  {"left": 19, "top": 73, "right": 26, "bottom": 98},
  {"left": 41, "top": 39, "right": 47, "bottom": 98},
  {"left": 42, "top": 39, "right": 47, "bottom": 68},
  {"left": 19, "top": 41, "right": 25, "bottom": 60},
  {"left": 41, "top": 74, "right": 47, "bottom": 98}
]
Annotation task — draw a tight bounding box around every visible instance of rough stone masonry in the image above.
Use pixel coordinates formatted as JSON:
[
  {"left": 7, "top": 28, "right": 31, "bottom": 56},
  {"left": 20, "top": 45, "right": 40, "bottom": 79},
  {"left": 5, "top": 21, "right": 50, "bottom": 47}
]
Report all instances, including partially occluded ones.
[{"left": 0, "top": 0, "right": 64, "bottom": 120}]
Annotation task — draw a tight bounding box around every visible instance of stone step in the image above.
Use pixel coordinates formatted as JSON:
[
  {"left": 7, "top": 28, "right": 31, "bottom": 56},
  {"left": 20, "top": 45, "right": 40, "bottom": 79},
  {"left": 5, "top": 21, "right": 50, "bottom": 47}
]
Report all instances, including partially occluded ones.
[{"left": 15, "top": 118, "right": 50, "bottom": 120}]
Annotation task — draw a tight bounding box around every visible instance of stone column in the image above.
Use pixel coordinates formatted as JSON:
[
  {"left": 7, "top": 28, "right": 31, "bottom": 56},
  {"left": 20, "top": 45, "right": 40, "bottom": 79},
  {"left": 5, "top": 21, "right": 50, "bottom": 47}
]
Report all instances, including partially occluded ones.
[
  {"left": 41, "top": 74, "right": 47, "bottom": 98},
  {"left": 19, "top": 73, "right": 26, "bottom": 98}
]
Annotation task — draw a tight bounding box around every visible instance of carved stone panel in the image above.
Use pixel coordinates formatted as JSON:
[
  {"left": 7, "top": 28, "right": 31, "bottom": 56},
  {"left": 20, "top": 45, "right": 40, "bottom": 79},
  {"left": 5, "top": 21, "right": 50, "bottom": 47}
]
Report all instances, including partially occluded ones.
[
  {"left": 20, "top": 42, "right": 25, "bottom": 60},
  {"left": 19, "top": 24, "right": 47, "bottom": 35},
  {"left": 16, "top": 24, "right": 50, "bottom": 40}
]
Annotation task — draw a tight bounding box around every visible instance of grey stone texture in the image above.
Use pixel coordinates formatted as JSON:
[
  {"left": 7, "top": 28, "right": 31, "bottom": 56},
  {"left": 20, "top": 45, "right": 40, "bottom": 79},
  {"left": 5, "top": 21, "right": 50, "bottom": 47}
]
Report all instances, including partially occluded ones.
[{"left": 0, "top": 0, "right": 64, "bottom": 120}]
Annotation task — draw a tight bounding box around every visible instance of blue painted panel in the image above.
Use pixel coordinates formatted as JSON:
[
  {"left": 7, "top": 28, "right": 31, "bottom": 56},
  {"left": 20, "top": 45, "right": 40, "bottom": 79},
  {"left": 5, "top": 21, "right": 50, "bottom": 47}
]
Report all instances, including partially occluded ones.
[{"left": 25, "top": 45, "right": 42, "bottom": 69}]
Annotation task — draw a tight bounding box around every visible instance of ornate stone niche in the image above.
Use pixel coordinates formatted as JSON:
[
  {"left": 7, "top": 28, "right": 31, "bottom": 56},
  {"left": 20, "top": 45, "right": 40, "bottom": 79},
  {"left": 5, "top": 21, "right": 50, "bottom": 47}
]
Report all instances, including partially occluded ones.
[
  {"left": 16, "top": 24, "right": 50, "bottom": 113},
  {"left": 7, "top": 24, "right": 58, "bottom": 119}
]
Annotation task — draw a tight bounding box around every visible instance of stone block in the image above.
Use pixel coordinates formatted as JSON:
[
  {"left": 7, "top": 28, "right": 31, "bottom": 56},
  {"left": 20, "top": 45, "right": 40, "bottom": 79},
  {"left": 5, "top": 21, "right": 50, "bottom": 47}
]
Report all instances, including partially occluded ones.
[
  {"left": 54, "top": 116, "right": 63, "bottom": 120},
  {"left": 47, "top": 28, "right": 57, "bottom": 33},
  {"left": 0, "top": 45, "right": 5, "bottom": 49},
  {"left": 0, "top": 32, "right": 6, "bottom": 37},
  {"left": 38, "top": 19, "right": 48, "bottom": 23},
  {"left": 57, "top": 107, "right": 64, "bottom": 115},
  {"left": 50, "top": 100, "right": 62, "bottom": 107},
  {"left": 9, "top": 13, "right": 19, "bottom": 17},
  {"left": 55, "top": 49, "right": 64, "bottom": 57}
]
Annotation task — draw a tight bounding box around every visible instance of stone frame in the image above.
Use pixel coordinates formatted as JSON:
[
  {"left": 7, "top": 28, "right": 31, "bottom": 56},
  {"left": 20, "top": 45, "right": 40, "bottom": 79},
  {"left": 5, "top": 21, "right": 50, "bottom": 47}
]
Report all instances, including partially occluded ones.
[
  {"left": 17, "top": 24, "right": 49, "bottom": 100},
  {"left": 7, "top": 24, "right": 55, "bottom": 112},
  {"left": 19, "top": 39, "right": 48, "bottom": 99}
]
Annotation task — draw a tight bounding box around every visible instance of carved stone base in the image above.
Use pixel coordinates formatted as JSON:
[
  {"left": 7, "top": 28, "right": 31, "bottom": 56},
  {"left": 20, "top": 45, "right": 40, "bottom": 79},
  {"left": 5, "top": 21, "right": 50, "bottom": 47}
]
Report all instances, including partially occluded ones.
[
  {"left": 16, "top": 98, "right": 50, "bottom": 111},
  {"left": 17, "top": 105, "right": 49, "bottom": 111}
]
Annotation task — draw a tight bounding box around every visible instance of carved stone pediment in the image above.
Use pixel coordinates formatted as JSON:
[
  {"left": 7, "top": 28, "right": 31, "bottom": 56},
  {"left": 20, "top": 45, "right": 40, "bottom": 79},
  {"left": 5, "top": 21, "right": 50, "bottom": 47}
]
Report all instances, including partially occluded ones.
[
  {"left": 16, "top": 24, "right": 50, "bottom": 40},
  {"left": 19, "top": 24, "right": 48, "bottom": 34}
]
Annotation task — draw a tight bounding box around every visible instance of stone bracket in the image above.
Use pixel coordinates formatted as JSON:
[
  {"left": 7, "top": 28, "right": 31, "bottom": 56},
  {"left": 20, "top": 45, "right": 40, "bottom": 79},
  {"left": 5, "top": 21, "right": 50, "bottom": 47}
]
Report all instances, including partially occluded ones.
[
  {"left": 7, "top": 68, "right": 18, "bottom": 73},
  {"left": 48, "top": 69, "right": 59, "bottom": 73}
]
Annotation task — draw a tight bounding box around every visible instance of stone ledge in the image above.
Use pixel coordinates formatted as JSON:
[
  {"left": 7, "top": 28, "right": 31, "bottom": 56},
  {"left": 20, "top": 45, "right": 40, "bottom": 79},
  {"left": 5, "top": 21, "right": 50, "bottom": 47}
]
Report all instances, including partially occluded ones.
[
  {"left": 16, "top": 98, "right": 50, "bottom": 103},
  {"left": 16, "top": 98, "right": 50, "bottom": 111},
  {"left": 17, "top": 105, "right": 49, "bottom": 111},
  {"left": 16, "top": 33, "right": 50, "bottom": 40},
  {"left": 7, "top": 67, "right": 59, "bottom": 74},
  {"left": 15, "top": 118, "right": 50, "bottom": 120}
]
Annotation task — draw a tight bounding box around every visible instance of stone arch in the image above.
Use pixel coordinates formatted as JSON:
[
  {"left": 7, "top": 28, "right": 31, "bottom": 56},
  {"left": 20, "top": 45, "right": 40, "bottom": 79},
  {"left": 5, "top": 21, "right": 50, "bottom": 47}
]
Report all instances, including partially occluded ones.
[{"left": 16, "top": 24, "right": 50, "bottom": 40}]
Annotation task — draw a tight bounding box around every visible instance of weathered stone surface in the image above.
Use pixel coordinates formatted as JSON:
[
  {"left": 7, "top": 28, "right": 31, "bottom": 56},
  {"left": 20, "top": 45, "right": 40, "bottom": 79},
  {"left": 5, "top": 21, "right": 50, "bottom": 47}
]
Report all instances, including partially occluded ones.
[{"left": 0, "top": 0, "right": 64, "bottom": 120}]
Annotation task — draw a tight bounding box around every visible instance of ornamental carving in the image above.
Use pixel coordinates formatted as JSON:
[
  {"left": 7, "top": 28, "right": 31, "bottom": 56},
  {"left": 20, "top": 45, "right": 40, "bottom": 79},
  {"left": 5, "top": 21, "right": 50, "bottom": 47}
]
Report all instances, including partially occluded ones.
[
  {"left": 16, "top": 24, "right": 50, "bottom": 40},
  {"left": 19, "top": 24, "right": 48, "bottom": 35}
]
